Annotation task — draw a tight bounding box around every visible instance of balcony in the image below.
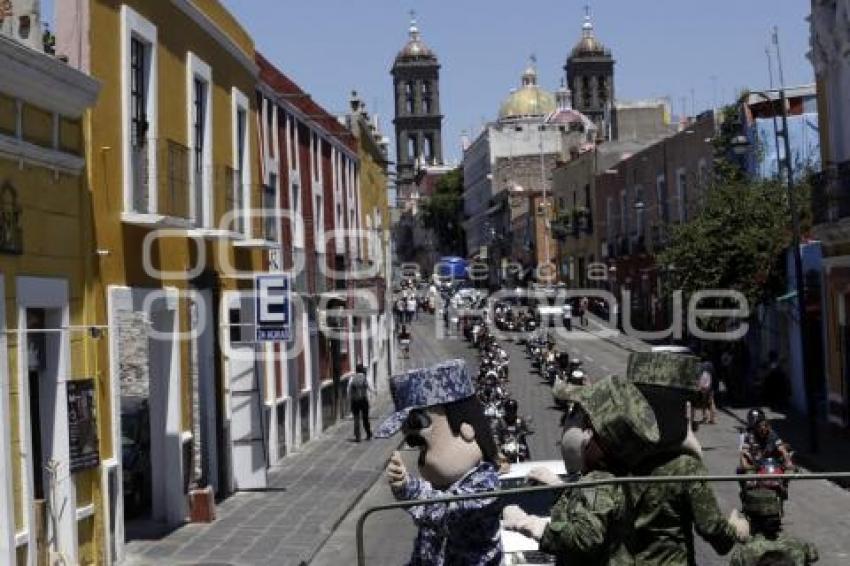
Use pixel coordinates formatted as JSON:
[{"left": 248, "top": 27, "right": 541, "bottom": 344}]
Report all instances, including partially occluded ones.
[
  {"left": 651, "top": 225, "right": 668, "bottom": 252},
  {"left": 123, "top": 138, "right": 192, "bottom": 228},
  {"left": 631, "top": 233, "right": 647, "bottom": 254},
  {"left": 812, "top": 163, "right": 850, "bottom": 225},
  {"left": 617, "top": 235, "right": 630, "bottom": 257}
]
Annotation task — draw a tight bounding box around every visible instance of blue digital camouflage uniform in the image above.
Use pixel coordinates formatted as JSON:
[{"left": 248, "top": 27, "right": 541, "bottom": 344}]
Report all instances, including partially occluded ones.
[
  {"left": 729, "top": 533, "right": 819, "bottom": 565},
  {"left": 539, "top": 470, "right": 632, "bottom": 566},
  {"left": 392, "top": 461, "right": 502, "bottom": 566}
]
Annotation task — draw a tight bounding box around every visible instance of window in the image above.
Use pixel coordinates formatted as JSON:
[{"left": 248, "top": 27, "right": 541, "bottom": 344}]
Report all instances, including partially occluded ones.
[
  {"left": 264, "top": 174, "right": 277, "bottom": 242},
  {"left": 408, "top": 135, "right": 418, "bottom": 161},
  {"left": 424, "top": 134, "right": 434, "bottom": 163},
  {"left": 291, "top": 182, "right": 301, "bottom": 245},
  {"left": 188, "top": 53, "right": 211, "bottom": 227},
  {"left": 315, "top": 195, "right": 323, "bottom": 244},
  {"left": 130, "top": 38, "right": 148, "bottom": 149},
  {"left": 232, "top": 88, "right": 250, "bottom": 236},
  {"left": 266, "top": 98, "right": 275, "bottom": 157},
  {"left": 656, "top": 175, "right": 668, "bottom": 224},
  {"left": 405, "top": 81, "right": 414, "bottom": 114},
  {"left": 312, "top": 132, "right": 320, "bottom": 182},
  {"left": 635, "top": 186, "right": 645, "bottom": 237},
  {"left": 620, "top": 190, "right": 628, "bottom": 235},
  {"left": 677, "top": 169, "right": 688, "bottom": 222},
  {"left": 422, "top": 82, "right": 432, "bottom": 114},
  {"left": 122, "top": 6, "right": 157, "bottom": 215}
]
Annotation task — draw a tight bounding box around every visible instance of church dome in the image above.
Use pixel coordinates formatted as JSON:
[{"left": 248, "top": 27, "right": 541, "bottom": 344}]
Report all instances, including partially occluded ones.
[
  {"left": 395, "top": 17, "right": 436, "bottom": 62},
  {"left": 570, "top": 14, "right": 610, "bottom": 57},
  {"left": 498, "top": 63, "right": 556, "bottom": 121}
]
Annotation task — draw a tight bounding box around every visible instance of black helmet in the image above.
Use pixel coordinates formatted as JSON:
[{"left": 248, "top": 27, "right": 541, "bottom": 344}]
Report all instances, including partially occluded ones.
[
  {"left": 504, "top": 399, "right": 518, "bottom": 414},
  {"left": 747, "top": 408, "right": 767, "bottom": 429}
]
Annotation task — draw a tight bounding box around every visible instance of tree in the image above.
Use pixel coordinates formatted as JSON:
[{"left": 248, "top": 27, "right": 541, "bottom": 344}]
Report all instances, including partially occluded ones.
[
  {"left": 419, "top": 168, "right": 467, "bottom": 257},
  {"left": 656, "top": 159, "right": 811, "bottom": 315}
]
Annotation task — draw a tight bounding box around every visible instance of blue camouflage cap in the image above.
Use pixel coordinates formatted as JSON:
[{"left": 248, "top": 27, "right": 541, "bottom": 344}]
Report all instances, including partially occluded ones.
[{"left": 375, "top": 359, "right": 475, "bottom": 438}]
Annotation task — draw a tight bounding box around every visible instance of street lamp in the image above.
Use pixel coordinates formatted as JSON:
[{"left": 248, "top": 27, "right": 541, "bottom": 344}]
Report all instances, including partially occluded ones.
[{"left": 733, "top": 89, "right": 818, "bottom": 453}]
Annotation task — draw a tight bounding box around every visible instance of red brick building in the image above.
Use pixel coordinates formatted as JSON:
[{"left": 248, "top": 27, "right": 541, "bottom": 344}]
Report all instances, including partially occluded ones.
[
  {"left": 256, "top": 54, "right": 363, "bottom": 464},
  {"left": 595, "top": 113, "right": 715, "bottom": 329}
]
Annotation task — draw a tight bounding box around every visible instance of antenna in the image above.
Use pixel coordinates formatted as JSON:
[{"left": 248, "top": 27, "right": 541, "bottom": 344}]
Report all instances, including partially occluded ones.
[
  {"left": 585, "top": 3, "right": 591, "bottom": 18},
  {"left": 772, "top": 26, "right": 786, "bottom": 89},
  {"left": 765, "top": 46, "right": 776, "bottom": 89}
]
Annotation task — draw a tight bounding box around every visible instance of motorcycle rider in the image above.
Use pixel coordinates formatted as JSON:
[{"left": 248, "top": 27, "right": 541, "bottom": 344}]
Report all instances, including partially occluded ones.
[
  {"left": 739, "top": 409, "right": 793, "bottom": 473},
  {"left": 729, "top": 489, "right": 818, "bottom": 565},
  {"left": 494, "top": 399, "right": 532, "bottom": 460}
]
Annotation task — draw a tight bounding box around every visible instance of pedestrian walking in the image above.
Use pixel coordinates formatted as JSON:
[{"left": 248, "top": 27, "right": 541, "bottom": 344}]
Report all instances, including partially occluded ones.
[
  {"left": 696, "top": 358, "right": 717, "bottom": 424},
  {"left": 347, "top": 364, "right": 374, "bottom": 442},
  {"left": 579, "top": 296, "right": 589, "bottom": 326},
  {"left": 406, "top": 294, "right": 417, "bottom": 323}
]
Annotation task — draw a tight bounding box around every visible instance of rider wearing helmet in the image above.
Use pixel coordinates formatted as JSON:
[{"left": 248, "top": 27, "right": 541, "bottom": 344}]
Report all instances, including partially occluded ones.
[
  {"left": 495, "top": 399, "right": 532, "bottom": 451},
  {"left": 739, "top": 408, "right": 792, "bottom": 472}
]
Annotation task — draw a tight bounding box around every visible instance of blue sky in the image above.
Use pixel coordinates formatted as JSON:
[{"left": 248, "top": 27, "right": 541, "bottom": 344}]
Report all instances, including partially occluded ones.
[{"left": 44, "top": 1, "right": 815, "bottom": 165}]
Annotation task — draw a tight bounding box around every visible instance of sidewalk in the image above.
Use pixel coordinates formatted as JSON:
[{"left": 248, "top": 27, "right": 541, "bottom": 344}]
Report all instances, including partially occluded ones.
[{"left": 122, "top": 330, "right": 424, "bottom": 566}]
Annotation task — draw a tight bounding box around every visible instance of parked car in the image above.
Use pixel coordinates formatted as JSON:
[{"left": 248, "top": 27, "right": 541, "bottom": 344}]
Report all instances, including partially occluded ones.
[
  {"left": 500, "top": 460, "right": 567, "bottom": 566},
  {"left": 651, "top": 345, "right": 692, "bottom": 355}
]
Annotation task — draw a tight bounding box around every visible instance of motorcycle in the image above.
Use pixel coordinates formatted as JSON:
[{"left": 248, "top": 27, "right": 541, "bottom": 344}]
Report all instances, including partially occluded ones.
[
  {"left": 741, "top": 456, "right": 793, "bottom": 504},
  {"left": 500, "top": 431, "right": 531, "bottom": 463}
]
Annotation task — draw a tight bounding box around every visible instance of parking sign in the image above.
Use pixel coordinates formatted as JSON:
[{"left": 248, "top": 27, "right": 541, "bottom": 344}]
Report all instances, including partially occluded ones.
[{"left": 255, "top": 275, "right": 292, "bottom": 342}]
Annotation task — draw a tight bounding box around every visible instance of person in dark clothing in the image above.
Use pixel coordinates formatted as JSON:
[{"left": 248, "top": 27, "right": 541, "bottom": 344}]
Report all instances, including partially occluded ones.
[{"left": 347, "top": 364, "right": 374, "bottom": 442}]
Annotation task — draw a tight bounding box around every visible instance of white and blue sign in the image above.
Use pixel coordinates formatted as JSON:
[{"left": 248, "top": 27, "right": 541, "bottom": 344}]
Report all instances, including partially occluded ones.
[{"left": 255, "top": 274, "right": 292, "bottom": 342}]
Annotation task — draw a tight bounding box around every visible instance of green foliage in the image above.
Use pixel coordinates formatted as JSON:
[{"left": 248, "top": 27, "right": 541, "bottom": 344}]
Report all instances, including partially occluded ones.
[
  {"left": 656, "top": 162, "right": 812, "bottom": 310},
  {"left": 419, "top": 168, "right": 467, "bottom": 256}
]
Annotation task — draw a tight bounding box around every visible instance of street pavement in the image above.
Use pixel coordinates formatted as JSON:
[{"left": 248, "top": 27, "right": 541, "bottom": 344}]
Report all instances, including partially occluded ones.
[
  {"left": 123, "top": 311, "right": 850, "bottom": 565},
  {"left": 316, "top": 314, "right": 850, "bottom": 566}
]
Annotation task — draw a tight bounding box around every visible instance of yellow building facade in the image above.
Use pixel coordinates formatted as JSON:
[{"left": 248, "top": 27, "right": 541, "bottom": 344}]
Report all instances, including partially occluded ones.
[
  {"left": 0, "top": 26, "right": 101, "bottom": 566},
  {"left": 54, "top": 0, "right": 272, "bottom": 562}
]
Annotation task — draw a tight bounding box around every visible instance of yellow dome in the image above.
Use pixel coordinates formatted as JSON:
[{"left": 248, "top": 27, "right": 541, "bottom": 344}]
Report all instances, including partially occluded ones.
[{"left": 499, "top": 87, "right": 556, "bottom": 121}]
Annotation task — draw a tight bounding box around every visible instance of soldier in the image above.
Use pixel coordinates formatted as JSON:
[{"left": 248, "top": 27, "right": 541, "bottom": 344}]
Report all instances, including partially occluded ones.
[
  {"left": 729, "top": 489, "right": 818, "bottom": 566},
  {"left": 377, "top": 359, "right": 502, "bottom": 566},
  {"left": 625, "top": 352, "right": 751, "bottom": 565},
  {"left": 502, "top": 375, "right": 661, "bottom": 565}
]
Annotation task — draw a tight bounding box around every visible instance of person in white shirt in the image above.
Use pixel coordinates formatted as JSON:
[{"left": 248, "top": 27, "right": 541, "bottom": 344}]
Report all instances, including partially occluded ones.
[{"left": 347, "top": 364, "right": 375, "bottom": 442}]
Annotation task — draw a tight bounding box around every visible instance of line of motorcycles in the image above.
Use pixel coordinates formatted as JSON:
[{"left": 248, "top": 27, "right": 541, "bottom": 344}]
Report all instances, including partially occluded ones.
[
  {"left": 466, "top": 322, "right": 532, "bottom": 464},
  {"left": 521, "top": 332, "right": 588, "bottom": 406}
]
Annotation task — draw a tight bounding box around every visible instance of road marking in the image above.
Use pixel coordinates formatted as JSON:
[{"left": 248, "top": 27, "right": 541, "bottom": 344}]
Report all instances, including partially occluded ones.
[{"left": 584, "top": 355, "right": 595, "bottom": 363}]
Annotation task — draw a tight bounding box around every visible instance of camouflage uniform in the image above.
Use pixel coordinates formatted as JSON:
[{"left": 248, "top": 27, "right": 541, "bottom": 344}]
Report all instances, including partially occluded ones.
[
  {"left": 539, "top": 470, "right": 632, "bottom": 566},
  {"left": 729, "top": 533, "right": 819, "bottom": 566},
  {"left": 393, "top": 461, "right": 502, "bottom": 566},
  {"left": 729, "top": 488, "right": 818, "bottom": 565},
  {"left": 544, "top": 375, "right": 662, "bottom": 565},
  {"left": 630, "top": 453, "right": 739, "bottom": 565}
]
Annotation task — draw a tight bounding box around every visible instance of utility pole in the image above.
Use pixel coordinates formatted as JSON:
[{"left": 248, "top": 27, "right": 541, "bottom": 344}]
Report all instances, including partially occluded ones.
[{"left": 774, "top": 25, "right": 818, "bottom": 453}]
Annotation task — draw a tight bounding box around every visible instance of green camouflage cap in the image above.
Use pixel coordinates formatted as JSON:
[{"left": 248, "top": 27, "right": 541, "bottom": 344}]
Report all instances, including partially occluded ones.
[
  {"left": 742, "top": 488, "right": 783, "bottom": 518},
  {"left": 626, "top": 352, "right": 702, "bottom": 392},
  {"left": 566, "top": 375, "right": 660, "bottom": 467}
]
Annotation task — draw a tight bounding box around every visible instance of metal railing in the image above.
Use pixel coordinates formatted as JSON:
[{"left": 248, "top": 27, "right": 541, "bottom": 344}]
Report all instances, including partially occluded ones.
[
  {"left": 355, "top": 471, "right": 850, "bottom": 566},
  {"left": 128, "top": 138, "right": 191, "bottom": 219}
]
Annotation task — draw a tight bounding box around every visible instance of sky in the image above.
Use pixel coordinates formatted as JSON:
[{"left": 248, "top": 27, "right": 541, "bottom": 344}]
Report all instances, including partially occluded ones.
[{"left": 43, "top": 0, "right": 815, "bottom": 166}]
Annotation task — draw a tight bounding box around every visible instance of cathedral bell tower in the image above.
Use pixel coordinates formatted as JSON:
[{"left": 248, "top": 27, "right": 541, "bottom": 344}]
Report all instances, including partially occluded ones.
[
  {"left": 565, "top": 10, "right": 615, "bottom": 139},
  {"left": 391, "top": 14, "right": 444, "bottom": 195}
]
